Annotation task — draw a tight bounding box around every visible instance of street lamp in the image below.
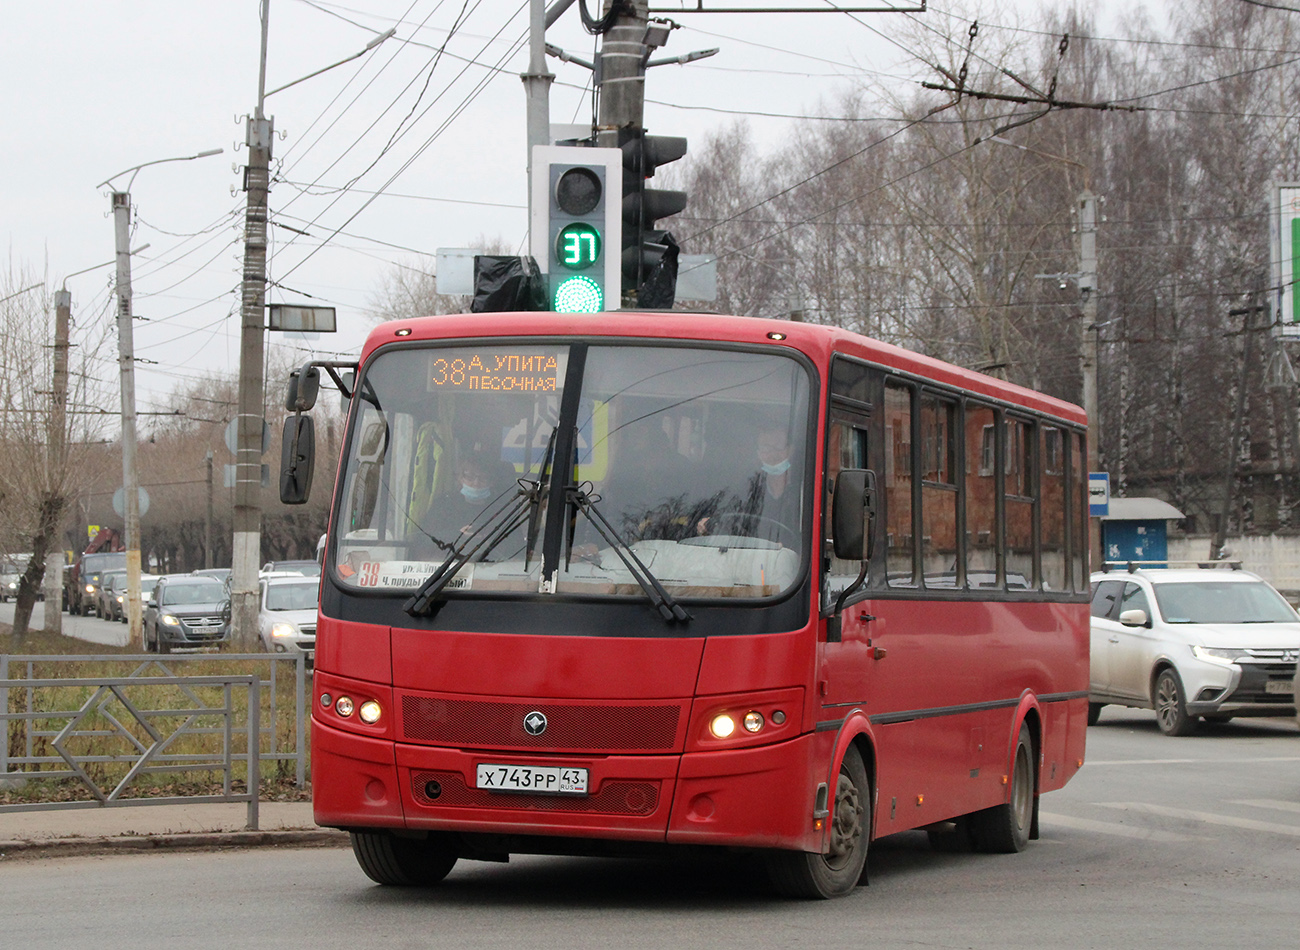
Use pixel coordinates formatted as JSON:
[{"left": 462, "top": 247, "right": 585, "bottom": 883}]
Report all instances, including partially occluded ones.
[{"left": 98, "top": 147, "right": 224, "bottom": 648}]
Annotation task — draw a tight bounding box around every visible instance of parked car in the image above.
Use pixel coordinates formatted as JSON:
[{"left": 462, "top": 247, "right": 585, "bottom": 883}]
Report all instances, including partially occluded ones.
[
  {"left": 257, "top": 576, "right": 319, "bottom": 660},
  {"left": 261, "top": 559, "right": 321, "bottom": 577},
  {"left": 143, "top": 575, "right": 230, "bottom": 654},
  {"left": 1089, "top": 565, "right": 1300, "bottom": 735},
  {"left": 106, "top": 572, "right": 159, "bottom": 622},
  {"left": 94, "top": 569, "right": 128, "bottom": 618}
]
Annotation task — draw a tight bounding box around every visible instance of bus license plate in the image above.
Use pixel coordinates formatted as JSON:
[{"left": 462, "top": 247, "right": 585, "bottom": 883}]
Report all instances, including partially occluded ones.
[
  {"left": 476, "top": 763, "right": 588, "bottom": 796},
  {"left": 1264, "top": 678, "right": 1294, "bottom": 695}
]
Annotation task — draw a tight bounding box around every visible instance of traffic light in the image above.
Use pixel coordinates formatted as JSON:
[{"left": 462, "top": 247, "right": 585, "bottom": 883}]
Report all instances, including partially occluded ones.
[
  {"left": 620, "top": 129, "right": 687, "bottom": 307},
  {"left": 530, "top": 145, "right": 622, "bottom": 312}
]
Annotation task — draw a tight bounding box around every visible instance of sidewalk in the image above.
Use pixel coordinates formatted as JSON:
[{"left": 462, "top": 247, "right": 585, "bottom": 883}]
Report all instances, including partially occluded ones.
[{"left": 0, "top": 800, "right": 348, "bottom": 860}]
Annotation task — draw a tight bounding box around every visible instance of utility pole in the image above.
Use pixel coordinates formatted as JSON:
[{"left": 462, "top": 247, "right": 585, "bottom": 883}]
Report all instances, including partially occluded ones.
[
  {"left": 231, "top": 0, "right": 274, "bottom": 651},
  {"left": 111, "top": 190, "right": 145, "bottom": 648},
  {"left": 1078, "top": 190, "right": 1101, "bottom": 573},
  {"left": 42, "top": 290, "right": 72, "bottom": 633},
  {"left": 99, "top": 150, "right": 220, "bottom": 646},
  {"left": 596, "top": 0, "right": 649, "bottom": 148},
  {"left": 205, "top": 450, "right": 214, "bottom": 570},
  {"left": 523, "top": 0, "right": 555, "bottom": 209}
]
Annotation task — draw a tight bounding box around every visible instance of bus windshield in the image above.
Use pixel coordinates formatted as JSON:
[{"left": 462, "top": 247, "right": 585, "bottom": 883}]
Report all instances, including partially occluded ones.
[{"left": 332, "top": 342, "right": 812, "bottom": 601}]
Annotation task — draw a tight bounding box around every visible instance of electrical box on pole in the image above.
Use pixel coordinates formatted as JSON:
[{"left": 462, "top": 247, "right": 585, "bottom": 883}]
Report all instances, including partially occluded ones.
[{"left": 530, "top": 145, "right": 622, "bottom": 312}]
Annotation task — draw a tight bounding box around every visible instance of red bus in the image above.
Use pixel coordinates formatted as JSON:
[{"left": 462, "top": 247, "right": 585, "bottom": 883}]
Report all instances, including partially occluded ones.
[{"left": 281, "top": 312, "right": 1090, "bottom": 899}]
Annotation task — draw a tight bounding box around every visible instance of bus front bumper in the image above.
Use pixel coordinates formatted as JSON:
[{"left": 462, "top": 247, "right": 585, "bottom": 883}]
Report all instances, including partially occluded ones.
[{"left": 312, "top": 718, "right": 824, "bottom": 852}]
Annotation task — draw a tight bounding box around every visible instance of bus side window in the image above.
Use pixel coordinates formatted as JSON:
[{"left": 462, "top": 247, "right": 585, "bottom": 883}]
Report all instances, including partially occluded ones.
[{"left": 347, "top": 415, "right": 389, "bottom": 532}]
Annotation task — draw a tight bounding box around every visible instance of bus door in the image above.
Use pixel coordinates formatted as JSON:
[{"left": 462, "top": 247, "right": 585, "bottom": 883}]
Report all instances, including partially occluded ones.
[{"left": 820, "top": 411, "right": 876, "bottom": 709}]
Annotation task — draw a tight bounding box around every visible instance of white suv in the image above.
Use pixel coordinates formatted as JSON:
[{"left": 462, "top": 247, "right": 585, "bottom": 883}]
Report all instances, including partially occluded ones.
[{"left": 1089, "top": 565, "right": 1300, "bottom": 735}]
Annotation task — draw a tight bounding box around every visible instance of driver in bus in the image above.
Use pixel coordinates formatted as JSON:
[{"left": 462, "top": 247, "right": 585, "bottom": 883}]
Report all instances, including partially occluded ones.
[
  {"left": 419, "top": 451, "right": 513, "bottom": 555},
  {"left": 696, "top": 424, "right": 800, "bottom": 545}
]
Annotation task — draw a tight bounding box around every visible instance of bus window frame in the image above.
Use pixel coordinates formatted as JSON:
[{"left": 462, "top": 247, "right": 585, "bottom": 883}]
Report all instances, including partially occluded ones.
[
  {"left": 325, "top": 334, "right": 824, "bottom": 613},
  {"left": 827, "top": 352, "right": 1088, "bottom": 603}
]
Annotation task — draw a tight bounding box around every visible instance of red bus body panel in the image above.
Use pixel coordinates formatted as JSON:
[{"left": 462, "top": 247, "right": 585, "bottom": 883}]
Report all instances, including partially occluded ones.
[{"left": 313, "top": 312, "right": 1090, "bottom": 857}]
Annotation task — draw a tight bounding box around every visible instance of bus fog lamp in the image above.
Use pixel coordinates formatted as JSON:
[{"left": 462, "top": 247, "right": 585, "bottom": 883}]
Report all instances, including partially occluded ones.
[
  {"left": 335, "top": 696, "right": 355, "bottom": 717},
  {"left": 358, "top": 700, "right": 382, "bottom": 724},
  {"left": 743, "top": 711, "right": 764, "bottom": 733},
  {"left": 319, "top": 693, "right": 332, "bottom": 708},
  {"left": 709, "top": 714, "right": 736, "bottom": 739},
  {"left": 771, "top": 710, "right": 786, "bottom": 725}
]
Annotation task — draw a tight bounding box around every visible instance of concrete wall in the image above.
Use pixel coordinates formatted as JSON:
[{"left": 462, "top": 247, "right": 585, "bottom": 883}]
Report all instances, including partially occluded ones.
[{"left": 1167, "top": 535, "right": 1300, "bottom": 598}]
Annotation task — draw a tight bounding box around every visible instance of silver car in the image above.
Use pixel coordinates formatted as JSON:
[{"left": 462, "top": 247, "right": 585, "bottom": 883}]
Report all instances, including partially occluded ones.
[
  {"left": 258, "top": 576, "right": 318, "bottom": 659},
  {"left": 1089, "top": 566, "right": 1300, "bottom": 735}
]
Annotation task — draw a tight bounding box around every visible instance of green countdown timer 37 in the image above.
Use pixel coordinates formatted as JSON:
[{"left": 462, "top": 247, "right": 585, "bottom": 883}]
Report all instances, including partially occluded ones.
[{"left": 556, "top": 222, "right": 601, "bottom": 270}]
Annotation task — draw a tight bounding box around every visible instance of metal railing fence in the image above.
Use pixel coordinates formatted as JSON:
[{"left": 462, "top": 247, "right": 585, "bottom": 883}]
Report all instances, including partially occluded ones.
[
  {"left": 0, "top": 653, "right": 308, "bottom": 830},
  {"left": 0, "top": 674, "right": 260, "bottom": 829}
]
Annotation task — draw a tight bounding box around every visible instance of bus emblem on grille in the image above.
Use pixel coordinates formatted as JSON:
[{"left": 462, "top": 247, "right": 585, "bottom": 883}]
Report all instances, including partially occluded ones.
[{"left": 523, "top": 711, "right": 548, "bottom": 736}]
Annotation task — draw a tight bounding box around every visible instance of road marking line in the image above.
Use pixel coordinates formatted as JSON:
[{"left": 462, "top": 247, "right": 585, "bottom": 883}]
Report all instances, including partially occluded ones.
[
  {"left": 1094, "top": 802, "right": 1300, "bottom": 837},
  {"left": 1039, "top": 812, "right": 1206, "bottom": 841},
  {"left": 1085, "top": 756, "right": 1300, "bottom": 766},
  {"left": 1231, "top": 799, "right": 1300, "bottom": 814}
]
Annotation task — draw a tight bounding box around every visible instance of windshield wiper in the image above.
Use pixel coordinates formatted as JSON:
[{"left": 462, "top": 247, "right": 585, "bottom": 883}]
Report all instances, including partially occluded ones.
[
  {"left": 404, "top": 479, "right": 543, "bottom": 616},
  {"left": 524, "top": 427, "right": 559, "bottom": 573},
  {"left": 565, "top": 482, "right": 691, "bottom": 624}
]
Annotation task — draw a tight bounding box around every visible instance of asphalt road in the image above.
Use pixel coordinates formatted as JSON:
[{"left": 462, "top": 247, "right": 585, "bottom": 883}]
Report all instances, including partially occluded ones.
[
  {"left": 0, "top": 599, "right": 130, "bottom": 648},
  {"left": 0, "top": 706, "right": 1296, "bottom": 949}
]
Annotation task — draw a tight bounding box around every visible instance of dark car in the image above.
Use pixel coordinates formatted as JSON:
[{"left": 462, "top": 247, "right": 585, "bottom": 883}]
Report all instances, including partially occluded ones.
[
  {"left": 143, "top": 575, "right": 230, "bottom": 654},
  {"left": 69, "top": 551, "right": 128, "bottom": 615}
]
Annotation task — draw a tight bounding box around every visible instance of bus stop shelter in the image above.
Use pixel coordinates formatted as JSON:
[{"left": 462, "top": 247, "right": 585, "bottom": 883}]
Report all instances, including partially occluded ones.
[{"left": 1101, "top": 497, "right": 1186, "bottom": 567}]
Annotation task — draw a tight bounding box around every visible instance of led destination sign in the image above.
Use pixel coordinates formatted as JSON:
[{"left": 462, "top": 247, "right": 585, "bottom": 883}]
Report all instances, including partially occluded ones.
[{"left": 427, "top": 351, "right": 564, "bottom": 392}]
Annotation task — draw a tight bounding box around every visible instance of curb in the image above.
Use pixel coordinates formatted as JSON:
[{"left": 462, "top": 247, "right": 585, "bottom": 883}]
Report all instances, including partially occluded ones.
[{"left": 0, "top": 828, "right": 350, "bottom": 861}]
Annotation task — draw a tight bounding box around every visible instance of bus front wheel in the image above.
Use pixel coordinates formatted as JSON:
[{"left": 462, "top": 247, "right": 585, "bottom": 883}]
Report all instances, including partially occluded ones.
[
  {"left": 350, "top": 830, "right": 459, "bottom": 886},
  {"left": 766, "top": 745, "right": 870, "bottom": 899}
]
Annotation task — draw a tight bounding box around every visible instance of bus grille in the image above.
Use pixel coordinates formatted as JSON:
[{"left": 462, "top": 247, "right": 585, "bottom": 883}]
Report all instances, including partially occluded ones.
[
  {"left": 411, "top": 770, "right": 659, "bottom": 816},
  {"left": 400, "top": 696, "right": 682, "bottom": 752}
]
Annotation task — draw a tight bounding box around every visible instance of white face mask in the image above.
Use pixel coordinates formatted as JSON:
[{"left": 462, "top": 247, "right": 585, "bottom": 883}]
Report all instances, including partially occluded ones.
[
  {"left": 761, "top": 458, "right": 791, "bottom": 477},
  {"left": 460, "top": 483, "right": 492, "bottom": 502}
]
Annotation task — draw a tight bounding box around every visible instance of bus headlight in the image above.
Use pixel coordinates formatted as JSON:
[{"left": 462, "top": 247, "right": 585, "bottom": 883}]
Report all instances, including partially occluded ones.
[
  {"left": 335, "top": 696, "right": 355, "bottom": 717},
  {"left": 710, "top": 714, "right": 737, "bottom": 739},
  {"left": 743, "top": 711, "right": 765, "bottom": 733},
  {"left": 358, "top": 701, "right": 382, "bottom": 724}
]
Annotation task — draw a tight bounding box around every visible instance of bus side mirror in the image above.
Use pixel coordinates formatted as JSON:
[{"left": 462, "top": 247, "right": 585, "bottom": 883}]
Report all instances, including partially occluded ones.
[
  {"left": 285, "top": 364, "right": 321, "bottom": 412},
  {"left": 832, "top": 469, "right": 877, "bottom": 562},
  {"left": 280, "top": 415, "right": 316, "bottom": 505}
]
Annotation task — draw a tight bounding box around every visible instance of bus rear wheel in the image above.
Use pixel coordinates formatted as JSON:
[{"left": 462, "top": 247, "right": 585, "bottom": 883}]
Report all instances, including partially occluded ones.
[
  {"left": 969, "top": 723, "right": 1035, "bottom": 853},
  {"left": 766, "top": 745, "right": 870, "bottom": 899},
  {"left": 350, "top": 830, "right": 459, "bottom": 886}
]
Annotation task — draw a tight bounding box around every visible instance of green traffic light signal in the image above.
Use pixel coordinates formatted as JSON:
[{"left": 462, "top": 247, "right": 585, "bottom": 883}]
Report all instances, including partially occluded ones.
[{"left": 553, "top": 274, "right": 603, "bottom": 313}]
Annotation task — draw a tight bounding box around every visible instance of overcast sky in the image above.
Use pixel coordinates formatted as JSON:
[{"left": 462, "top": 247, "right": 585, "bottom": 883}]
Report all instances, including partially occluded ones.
[{"left": 1, "top": 1, "right": 1135, "bottom": 423}]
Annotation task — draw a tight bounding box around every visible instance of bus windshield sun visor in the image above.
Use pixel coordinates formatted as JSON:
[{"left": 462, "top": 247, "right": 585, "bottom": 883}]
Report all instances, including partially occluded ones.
[
  {"left": 404, "top": 478, "right": 544, "bottom": 616},
  {"left": 565, "top": 482, "right": 691, "bottom": 624}
]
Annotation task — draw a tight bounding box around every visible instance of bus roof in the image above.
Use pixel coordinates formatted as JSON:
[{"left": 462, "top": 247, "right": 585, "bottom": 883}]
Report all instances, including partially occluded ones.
[{"left": 361, "top": 311, "right": 1086, "bottom": 426}]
